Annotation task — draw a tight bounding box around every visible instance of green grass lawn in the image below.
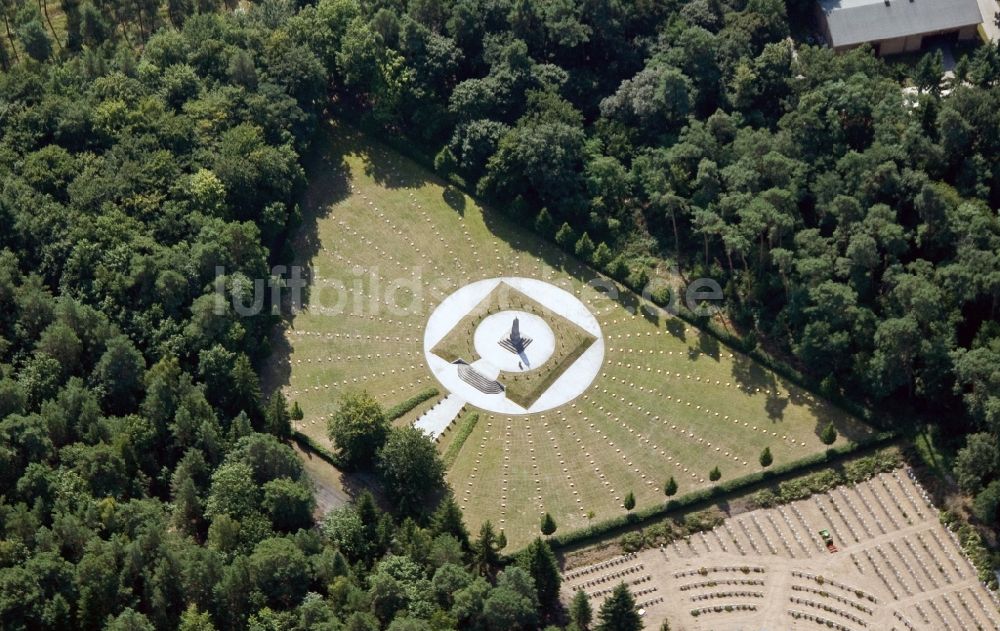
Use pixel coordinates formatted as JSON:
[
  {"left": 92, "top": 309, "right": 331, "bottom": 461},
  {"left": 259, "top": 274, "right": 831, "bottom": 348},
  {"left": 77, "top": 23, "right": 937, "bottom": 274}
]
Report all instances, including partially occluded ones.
[{"left": 267, "top": 121, "right": 874, "bottom": 548}]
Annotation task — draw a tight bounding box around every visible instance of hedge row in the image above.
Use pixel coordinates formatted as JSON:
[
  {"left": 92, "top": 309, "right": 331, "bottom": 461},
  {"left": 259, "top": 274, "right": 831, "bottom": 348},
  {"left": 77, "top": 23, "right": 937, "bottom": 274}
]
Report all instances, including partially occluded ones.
[
  {"left": 386, "top": 387, "right": 440, "bottom": 420},
  {"left": 542, "top": 431, "right": 897, "bottom": 552},
  {"left": 443, "top": 413, "right": 480, "bottom": 468},
  {"left": 941, "top": 510, "right": 1000, "bottom": 590},
  {"left": 292, "top": 431, "right": 342, "bottom": 468},
  {"left": 747, "top": 448, "right": 901, "bottom": 510}
]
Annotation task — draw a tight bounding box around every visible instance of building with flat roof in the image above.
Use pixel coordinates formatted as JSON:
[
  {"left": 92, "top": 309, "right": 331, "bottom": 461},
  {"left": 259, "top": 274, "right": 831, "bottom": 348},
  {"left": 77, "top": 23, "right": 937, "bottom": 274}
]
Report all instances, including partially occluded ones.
[{"left": 817, "top": 0, "right": 983, "bottom": 55}]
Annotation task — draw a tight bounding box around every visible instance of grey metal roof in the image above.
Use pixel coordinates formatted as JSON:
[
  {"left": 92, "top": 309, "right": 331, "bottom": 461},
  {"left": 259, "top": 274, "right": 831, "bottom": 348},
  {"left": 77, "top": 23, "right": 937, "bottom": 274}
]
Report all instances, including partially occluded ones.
[{"left": 819, "top": 0, "right": 983, "bottom": 46}]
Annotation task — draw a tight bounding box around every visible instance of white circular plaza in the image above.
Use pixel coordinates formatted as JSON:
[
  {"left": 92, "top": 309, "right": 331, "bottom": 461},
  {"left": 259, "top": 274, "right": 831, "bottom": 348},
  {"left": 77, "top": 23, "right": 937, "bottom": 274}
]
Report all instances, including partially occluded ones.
[
  {"left": 473, "top": 310, "right": 555, "bottom": 372},
  {"left": 423, "top": 277, "right": 604, "bottom": 414}
]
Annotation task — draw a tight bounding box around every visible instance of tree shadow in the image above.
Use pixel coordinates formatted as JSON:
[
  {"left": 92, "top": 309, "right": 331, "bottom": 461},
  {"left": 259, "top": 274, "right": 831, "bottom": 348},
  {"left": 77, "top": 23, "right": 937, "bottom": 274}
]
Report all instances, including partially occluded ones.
[
  {"left": 443, "top": 185, "right": 466, "bottom": 216},
  {"left": 665, "top": 317, "right": 687, "bottom": 341},
  {"left": 730, "top": 353, "right": 775, "bottom": 395},
  {"left": 764, "top": 393, "right": 789, "bottom": 421},
  {"left": 697, "top": 331, "right": 721, "bottom": 360},
  {"left": 361, "top": 146, "right": 424, "bottom": 189},
  {"left": 260, "top": 123, "right": 353, "bottom": 398}
]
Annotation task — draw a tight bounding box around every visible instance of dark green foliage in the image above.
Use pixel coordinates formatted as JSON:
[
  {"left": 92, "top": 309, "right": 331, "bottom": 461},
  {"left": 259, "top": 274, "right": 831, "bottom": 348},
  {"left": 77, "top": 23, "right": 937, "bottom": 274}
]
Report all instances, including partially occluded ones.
[
  {"left": 596, "top": 583, "right": 641, "bottom": 631},
  {"left": 574, "top": 232, "right": 595, "bottom": 262},
  {"left": 470, "top": 521, "right": 504, "bottom": 580},
  {"left": 327, "top": 390, "right": 390, "bottom": 469},
  {"left": 535, "top": 208, "right": 555, "bottom": 237},
  {"left": 555, "top": 222, "right": 576, "bottom": 248},
  {"left": 377, "top": 426, "right": 446, "bottom": 517},
  {"left": 972, "top": 480, "right": 1000, "bottom": 524},
  {"left": 17, "top": 21, "right": 50, "bottom": 62},
  {"left": 264, "top": 391, "right": 292, "bottom": 439},
  {"left": 442, "top": 412, "right": 479, "bottom": 467},
  {"left": 820, "top": 423, "right": 837, "bottom": 446},
  {"left": 570, "top": 589, "right": 592, "bottom": 629},
  {"left": 515, "top": 538, "right": 561, "bottom": 617},
  {"left": 664, "top": 476, "right": 678, "bottom": 497},
  {"left": 385, "top": 387, "right": 439, "bottom": 420},
  {"left": 540, "top": 512, "right": 556, "bottom": 536},
  {"left": 759, "top": 447, "right": 773, "bottom": 468},
  {"left": 709, "top": 466, "right": 721, "bottom": 482},
  {"left": 623, "top": 491, "right": 635, "bottom": 511}
]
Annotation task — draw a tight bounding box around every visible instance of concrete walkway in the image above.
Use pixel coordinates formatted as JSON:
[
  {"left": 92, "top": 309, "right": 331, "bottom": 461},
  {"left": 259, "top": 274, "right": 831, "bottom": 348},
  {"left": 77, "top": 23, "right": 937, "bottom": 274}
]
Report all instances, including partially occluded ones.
[
  {"left": 977, "top": 0, "right": 1000, "bottom": 42},
  {"left": 414, "top": 393, "right": 465, "bottom": 440}
]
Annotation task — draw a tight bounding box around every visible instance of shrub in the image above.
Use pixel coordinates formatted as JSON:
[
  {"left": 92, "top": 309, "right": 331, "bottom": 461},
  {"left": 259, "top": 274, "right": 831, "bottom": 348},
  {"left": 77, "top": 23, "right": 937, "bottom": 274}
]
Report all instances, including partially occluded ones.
[
  {"left": 709, "top": 466, "right": 721, "bottom": 482},
  {"left": 759, "top": 447, "right": 773, "bottom": 468},
  {"left": 606, "top": 256, "right": 628, "bottom": 280},
  {"left": 623, "top": 491, "right": 635, "bottom": 511},
  {"left": 749, "top": 489, "right": 777, "bottom": 509},
  {"left": 385, "top": 388, "right": 440, "bottom": 420},
  {"left": 820, "top": 423, "right": 837, "bottom": 445},
  {"left": 620, "top": 531, "right": 643, "bottom": 552},
  {"left": 442, "top": 412, "right": 479, "bottom": 467},
  {"left": 664, "top": 476, "right": 678, "bottom": 497},
  {"left": 540, "top": 512, "right": 557, "bottom": 536},
  {"left": 290, "top": 400, "right": 304, "bottom": 420}
]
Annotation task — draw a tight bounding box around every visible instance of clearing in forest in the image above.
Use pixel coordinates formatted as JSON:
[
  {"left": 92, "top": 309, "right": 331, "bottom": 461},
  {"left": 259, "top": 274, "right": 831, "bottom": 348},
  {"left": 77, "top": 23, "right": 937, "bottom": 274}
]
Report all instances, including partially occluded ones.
[{"left": 267, "top": 122, "right": 873, "bottom": 548}]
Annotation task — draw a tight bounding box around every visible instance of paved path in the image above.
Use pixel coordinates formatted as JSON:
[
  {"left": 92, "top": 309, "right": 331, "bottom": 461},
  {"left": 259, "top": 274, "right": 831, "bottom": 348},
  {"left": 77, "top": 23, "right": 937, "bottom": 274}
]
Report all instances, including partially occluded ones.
[
  {"left": 414, "top": 393, "right": 465, "bottom": 439},
  {"left": 977, "top": 0, "right": 1000, "bottom": 42}
]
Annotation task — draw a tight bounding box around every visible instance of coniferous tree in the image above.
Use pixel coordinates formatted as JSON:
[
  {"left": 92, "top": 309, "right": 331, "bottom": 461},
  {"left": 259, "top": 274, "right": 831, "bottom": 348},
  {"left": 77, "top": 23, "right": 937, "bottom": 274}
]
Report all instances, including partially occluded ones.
[
  {"left": 759, "top": 447, "right": 773, "bottom": 468},
  {"left": 431, "top": 495, "right": 470, "bottom": 550},
  {"left": 596, "top": 583, "right": 641, "bottom": 631},
  {"left": 664, "top": 476, "right": 678, "bottom": 497},
  {"left": 264, "top": 391, "right": 292, "bottom": 439},
  {"left": 540, "top": 512, "right": 556, "bottom": 536},
  {"left": 820, "top": 423, "right": 838, "bottom": 445},
  {"left": 570, "top": 589, "right": 592, "bottom": 630},
  {"left": 516, "top": 538, "right": 562, "bottom": 618},
  {"left": 470, "top": 520, "right": 503, "bottom": 579}
]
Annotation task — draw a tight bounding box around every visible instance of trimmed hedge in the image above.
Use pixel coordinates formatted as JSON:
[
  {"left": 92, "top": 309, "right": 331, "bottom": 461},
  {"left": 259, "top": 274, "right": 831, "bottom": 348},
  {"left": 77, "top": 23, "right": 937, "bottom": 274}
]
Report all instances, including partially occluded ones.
[
  {"left": 292, "top": 431, "right": 342, "bottom": 468},
  {"left": 386, "top": 387, "right": 440, "bottom": 420},
  {"left": 540, "top": 431, "right": 898, "bottom": 552},
  {"left": 443, "top": 413, "right": 480, "bottom": 468}
]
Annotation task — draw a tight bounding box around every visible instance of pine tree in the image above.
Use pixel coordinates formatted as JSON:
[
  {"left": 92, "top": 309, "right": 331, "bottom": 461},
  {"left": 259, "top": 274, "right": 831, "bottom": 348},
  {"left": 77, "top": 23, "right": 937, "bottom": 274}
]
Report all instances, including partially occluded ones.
[
  {"left": 228, "top": 411, "right": 252, "bottom": 444},
  {"left": 607, "top": 256, "right": 629, "bottom": 280},
  {"left": 596, "top": 583, "right": 641, "bottom": 631},
  {"left": 540, "top": 512, "right": 556, "bottom": 536},
  {"left": 535, "top": 207, "right": 555, "bottom": 237},
  {"left": 290, "top": 400, "right": 304, "bottom": 420},
  {"left": 555, "top": 222, "right": 576, "bottom": 248},
  {"left": 570, "top": 589, "right": 592, "bottom": 630},
  {"left": 172, "top": 474, "right": 203, "bottom": 538},
  {"left": 516, "top": 538, "right": 561, "bottom": 616},
  {"left": 759, "top": 447, "right": 773, "bottom": 468},
  {"left": 431, "top": 495, "right": 470, "bottom": 549},
  {"left": 575, "top": 232, "right": 595, "bottom": 262},
  {"left": 593, "top": 242, "right": 612, "bottom": 269},
  {"left": 820, "top": 423, "right": 837, "bottom": 445},
  {"left": 264, "top": 391, "right": 292, "bottom": 439},
  {"left": 709, "top": 466, "right": 722, "bottom": 481},
  {"left": 623, "top": 491, "right": 635, "bottom": 512},
  {"left": 471, "top": 520, "right": 503, "bottom": 579},
  {"left": 664, "top": 476, "right": 678, "bottom": 497}
]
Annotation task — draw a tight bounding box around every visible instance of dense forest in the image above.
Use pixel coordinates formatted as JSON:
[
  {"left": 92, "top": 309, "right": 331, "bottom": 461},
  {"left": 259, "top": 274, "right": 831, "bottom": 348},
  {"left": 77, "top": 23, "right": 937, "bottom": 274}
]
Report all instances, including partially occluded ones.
[{"left": 0, "top": 0, "right": 999, "bottom": 628}]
